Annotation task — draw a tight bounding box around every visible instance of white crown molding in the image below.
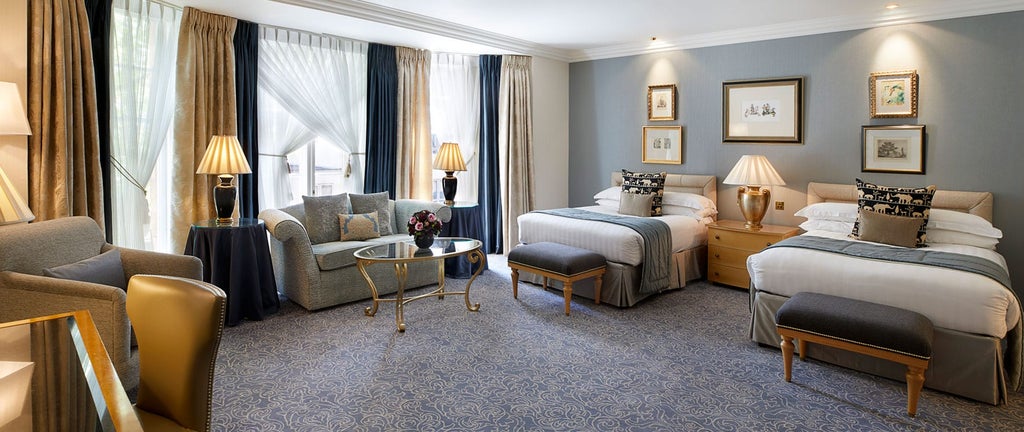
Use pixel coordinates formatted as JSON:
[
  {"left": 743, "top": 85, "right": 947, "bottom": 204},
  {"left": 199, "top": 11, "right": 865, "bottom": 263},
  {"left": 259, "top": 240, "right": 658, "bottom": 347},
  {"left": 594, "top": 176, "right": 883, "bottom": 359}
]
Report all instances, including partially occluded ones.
[
  {"left": 269, "top": 0, "right": 575, "bottom": 61},
  {"left": 572, "top": 0, "right": 1024, "bottom": 62}
]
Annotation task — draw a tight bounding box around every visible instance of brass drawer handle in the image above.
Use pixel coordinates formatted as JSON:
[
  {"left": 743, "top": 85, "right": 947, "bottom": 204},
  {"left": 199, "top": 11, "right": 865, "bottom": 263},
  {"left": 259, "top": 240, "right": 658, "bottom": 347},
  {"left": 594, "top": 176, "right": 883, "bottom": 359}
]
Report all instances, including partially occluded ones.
[
  {"left": 714, "top": 234, "right": 721, "bottom": 240},
  {"left": 714, "top": 253, "right": 720, "bottom": 258},
  {"left": 713, "top": 271, "right": 720, "bottom": 277}
]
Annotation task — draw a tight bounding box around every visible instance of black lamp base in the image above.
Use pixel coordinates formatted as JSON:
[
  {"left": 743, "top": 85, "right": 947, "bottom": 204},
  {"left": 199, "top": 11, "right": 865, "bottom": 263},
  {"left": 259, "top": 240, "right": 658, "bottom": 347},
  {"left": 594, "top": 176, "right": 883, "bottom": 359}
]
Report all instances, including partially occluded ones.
[
  {"left": 441, "top": 172, "right": 457, "bottom": 206},
  {"left": 213, "top": 174, "right": 236, "bottom": 224}
]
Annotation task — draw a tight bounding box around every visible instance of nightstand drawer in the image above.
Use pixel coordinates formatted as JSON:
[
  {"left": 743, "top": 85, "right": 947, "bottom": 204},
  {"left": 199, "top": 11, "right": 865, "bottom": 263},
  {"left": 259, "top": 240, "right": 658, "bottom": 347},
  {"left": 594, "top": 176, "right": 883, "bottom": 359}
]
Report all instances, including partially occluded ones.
[
  {"left": 708, "top": 263, "right": 750, "bottom": 288},
  {"left": 709, "top": 229, "right": 783, "bottom": 251},
  {"left": 708, "top": 245, "right": 751, "bottom": 268}
]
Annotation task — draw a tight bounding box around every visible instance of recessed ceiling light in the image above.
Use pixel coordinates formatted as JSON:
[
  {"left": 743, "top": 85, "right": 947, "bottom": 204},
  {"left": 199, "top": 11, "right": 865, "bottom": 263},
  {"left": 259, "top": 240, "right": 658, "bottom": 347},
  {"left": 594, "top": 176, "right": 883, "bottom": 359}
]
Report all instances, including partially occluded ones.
[{"left": 885, "top": 3, "right": 900, "bottom": 9}]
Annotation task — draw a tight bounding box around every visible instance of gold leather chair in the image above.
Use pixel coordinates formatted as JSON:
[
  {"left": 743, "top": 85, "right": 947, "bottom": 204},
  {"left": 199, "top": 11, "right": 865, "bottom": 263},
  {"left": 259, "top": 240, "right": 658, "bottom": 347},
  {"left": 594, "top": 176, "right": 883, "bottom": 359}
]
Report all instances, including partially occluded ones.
[{"left": 126, "top": 275, "right": 226, "bottom": 432}]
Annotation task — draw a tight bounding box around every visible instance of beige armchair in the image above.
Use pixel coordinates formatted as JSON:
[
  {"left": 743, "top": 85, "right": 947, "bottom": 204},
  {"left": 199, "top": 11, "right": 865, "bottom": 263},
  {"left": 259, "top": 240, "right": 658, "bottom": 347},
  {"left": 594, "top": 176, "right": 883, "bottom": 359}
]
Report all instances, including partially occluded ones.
[
  {"left": 259, "top": 199, "right": 451, "bottom": 311},
  {"left": 0, "top": 217, "right": 203, "bottom": 390}
]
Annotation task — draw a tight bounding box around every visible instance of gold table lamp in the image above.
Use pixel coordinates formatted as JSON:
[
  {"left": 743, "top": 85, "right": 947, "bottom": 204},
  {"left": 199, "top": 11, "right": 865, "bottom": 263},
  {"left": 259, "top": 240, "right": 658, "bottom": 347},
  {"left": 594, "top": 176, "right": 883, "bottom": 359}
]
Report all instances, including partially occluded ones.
[{"left": 723, "top": 155, "right": 785, "bottom": 230}]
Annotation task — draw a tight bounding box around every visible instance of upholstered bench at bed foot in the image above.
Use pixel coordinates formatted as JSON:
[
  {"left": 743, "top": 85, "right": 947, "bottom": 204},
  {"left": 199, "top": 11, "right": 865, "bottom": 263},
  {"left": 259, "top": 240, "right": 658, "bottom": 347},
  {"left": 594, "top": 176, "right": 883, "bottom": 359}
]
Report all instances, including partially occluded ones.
[
  {"left": 775, "top": 292, "right": 934, "bottom": 417},
  {"left": 507, "top": 242, "right": 606, "bottom": 316}
]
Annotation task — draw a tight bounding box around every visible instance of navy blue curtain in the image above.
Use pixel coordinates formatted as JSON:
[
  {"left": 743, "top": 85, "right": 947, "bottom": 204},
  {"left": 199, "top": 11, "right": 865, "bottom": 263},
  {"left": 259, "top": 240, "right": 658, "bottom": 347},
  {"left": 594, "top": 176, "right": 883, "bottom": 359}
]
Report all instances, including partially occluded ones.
[
  {"left": 363, "top": 43, "right": 398, "bottom": 198},
  {"left": 233, "top": 20, "right": 259, "bottom": 218},
  {"left": 84, "top": 0, "right": 112, "bottom": 240},
  {"left": 478, "top": 55, "right": 503, "bottom": 254}
]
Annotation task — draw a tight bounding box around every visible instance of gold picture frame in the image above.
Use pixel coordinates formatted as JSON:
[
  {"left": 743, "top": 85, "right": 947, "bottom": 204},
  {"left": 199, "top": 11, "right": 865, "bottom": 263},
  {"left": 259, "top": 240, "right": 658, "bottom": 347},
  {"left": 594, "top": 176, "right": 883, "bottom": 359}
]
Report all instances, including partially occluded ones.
[
  {"left": 869, "top": 70, "right": 918, "bottom": 118},
  {"left": 647, "top": 84, "right": 676, "bottom": 121},
  {"left": 642, "top": 125, "right": 683, "bottom": 164},
  {"left": 862, "top": 125, "right": 925, "bottom": 174},
  {"left": 722, "top": 77, "right": 803, "bottom": 143}
]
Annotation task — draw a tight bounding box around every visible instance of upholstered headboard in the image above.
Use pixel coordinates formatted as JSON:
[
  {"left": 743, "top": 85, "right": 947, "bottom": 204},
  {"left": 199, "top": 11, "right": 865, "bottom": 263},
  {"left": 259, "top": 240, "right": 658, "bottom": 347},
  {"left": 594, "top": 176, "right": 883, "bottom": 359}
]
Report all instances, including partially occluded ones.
[
  {"left": 806, "top": 182, "right": 994, "bottom": 222},
  {"left": 611, "top": 172, "right": 718, "bottom": 205}
]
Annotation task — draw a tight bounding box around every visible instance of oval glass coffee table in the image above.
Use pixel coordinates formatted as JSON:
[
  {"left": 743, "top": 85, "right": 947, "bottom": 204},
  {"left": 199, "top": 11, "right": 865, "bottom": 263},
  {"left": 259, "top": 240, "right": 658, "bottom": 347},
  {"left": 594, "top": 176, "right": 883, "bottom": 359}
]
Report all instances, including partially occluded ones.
[{"left": 354, "top": 237, "right": 486, "bottom": 331}]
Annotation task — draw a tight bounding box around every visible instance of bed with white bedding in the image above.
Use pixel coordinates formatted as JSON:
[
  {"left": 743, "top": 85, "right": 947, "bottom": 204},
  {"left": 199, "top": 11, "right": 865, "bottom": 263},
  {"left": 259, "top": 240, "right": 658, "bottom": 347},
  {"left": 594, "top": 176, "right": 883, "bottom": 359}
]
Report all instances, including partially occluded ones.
[
  {"left": 747, "top": 182, "right": 1022, "bottom": 405},
  {"left": 516, "top": 172, "right": 717, "bottom": 307}
]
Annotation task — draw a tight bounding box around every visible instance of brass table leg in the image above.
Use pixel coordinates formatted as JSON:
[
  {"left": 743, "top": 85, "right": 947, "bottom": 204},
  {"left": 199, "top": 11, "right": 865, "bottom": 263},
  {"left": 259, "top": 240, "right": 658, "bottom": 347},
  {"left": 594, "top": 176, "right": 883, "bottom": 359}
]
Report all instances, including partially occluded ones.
[
  {"left": 358, "top": 260, "right": 380, "bottom": 317},
  {"left": 394, "top": 262, "right": 409, "bottom": 332},
  {"left": 463, "top": 249, "right": 486, "bottom": 311}
]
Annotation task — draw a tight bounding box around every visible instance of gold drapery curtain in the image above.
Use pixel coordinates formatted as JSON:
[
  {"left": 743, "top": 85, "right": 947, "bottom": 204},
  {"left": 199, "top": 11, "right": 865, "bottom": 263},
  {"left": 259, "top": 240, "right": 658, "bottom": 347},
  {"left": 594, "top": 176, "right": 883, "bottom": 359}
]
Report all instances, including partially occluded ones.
[
  {"left": 498, "top": 55, "right": 534, "bottom": 253},
  {"left": 171, "top": 7, "right": 237, "bottom": 251},
  {"left": 395, "top": 46, "right": 432, "bottom": 200},
  {"left": 27, "top": 0, "right": 105, "bottom": 228}
]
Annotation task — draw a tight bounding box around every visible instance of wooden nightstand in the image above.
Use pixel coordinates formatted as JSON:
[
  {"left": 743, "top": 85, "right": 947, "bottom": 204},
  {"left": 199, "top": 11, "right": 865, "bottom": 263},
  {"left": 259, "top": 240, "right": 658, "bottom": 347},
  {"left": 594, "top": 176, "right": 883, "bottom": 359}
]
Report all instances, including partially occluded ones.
[{"left": 707, "top": 220, "right": 799, "bottom": 289}]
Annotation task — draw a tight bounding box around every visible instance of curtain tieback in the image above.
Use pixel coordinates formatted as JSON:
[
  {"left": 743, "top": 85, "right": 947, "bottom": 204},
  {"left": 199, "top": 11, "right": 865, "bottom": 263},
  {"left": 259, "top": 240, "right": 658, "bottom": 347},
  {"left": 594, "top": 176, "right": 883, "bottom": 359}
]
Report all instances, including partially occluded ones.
[{"left": 110, "top": 157, "right": 148, "bottom": 195}]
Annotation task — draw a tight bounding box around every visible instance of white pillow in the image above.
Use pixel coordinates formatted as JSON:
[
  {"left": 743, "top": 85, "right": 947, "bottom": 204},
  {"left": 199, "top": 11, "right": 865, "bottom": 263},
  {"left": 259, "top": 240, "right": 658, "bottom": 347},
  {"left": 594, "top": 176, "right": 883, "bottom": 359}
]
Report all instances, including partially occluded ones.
[
  {"left": 594, "top": 186, "right": 621, "bottom": 203},
  {"left": 596, "top": 198, "right": 618, "bottom": 209},
  {"left": 662, "top": 191, "right": 716, "bottom": 211},
  {"left": 799, "top": 219, "right": 855, "bottom": 234},
  {"left": 794, "top": 202, "right": 859, "bottom": 222},
  {"left": 662, "top": 205, "right": 718, "bottom": 219},
  {"left": 927, "top": 209, "right": 1002, "bottom": 238},
  {"left": 926, "top": 228, "right": 999, "bottom": 250}
]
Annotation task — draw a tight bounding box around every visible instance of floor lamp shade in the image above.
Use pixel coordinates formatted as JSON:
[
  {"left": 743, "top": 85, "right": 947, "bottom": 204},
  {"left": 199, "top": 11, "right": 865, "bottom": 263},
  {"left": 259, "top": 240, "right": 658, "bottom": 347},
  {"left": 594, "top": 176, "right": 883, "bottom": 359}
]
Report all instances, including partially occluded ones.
[
  {"left": 433, "top": 142, "right": 467, "bottom": 206},
  {"left": 723, "top": 155, "right": 785, "bottom": 230},
  {"left": 196, "top": 135, "right": 252, "bottom": 223},
  {"left": 0, "top": 81, "right": 34, "bottom": 225}
]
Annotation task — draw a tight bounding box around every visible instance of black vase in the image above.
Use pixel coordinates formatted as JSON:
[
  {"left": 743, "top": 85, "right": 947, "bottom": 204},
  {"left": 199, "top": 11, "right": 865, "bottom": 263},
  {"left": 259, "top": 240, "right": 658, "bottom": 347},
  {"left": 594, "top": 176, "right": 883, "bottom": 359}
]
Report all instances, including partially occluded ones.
[{"left": 414, "top": 234, "right": 434, "bottom": 249}]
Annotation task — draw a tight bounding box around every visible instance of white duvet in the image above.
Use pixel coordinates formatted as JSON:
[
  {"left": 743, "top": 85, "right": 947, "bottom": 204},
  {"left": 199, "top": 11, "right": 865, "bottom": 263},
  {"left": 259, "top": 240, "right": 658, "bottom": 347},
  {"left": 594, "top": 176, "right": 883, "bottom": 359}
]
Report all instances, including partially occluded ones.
[
  {"left": 748, "top": 230, "right": 1020, "bottom": 338},
  {"left": 517, "top": 205, "right": 709, "bottom": 266}
]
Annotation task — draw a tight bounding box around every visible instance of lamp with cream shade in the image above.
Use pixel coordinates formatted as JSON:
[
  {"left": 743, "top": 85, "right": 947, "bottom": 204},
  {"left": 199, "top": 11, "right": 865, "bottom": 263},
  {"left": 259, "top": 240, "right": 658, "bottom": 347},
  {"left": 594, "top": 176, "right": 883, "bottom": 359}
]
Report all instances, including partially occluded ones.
[
  {"left": 196, "top": 135, "right": 252, "bottom": 224},
  {"left": 723, "top": 155, "right": 785, "bottom": 230},
  {"left": 432, "top": 142, "right": 467, "bottom": 206},
  {"left": 0, "top": 81, "right": 35, "bottom": 225}
]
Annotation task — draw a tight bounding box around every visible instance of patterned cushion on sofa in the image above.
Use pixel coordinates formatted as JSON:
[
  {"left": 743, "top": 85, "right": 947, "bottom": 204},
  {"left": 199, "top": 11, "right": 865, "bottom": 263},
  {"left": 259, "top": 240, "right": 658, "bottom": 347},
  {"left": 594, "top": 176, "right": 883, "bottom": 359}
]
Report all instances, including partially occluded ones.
[
  {"left": 303, "top": 193, "right": 351, "bottom": 244},
  {"left": 620, "top": 170, "right": 666, "bottom": 216},
  {"left": 339, "top": 212, "right": 381, "bottom": 241},
  {"left": 350, "top": 192, "right": 392, "bottom": 235},
  {"left": 850, "top": 178, "right": 936, "bottom": 246}
]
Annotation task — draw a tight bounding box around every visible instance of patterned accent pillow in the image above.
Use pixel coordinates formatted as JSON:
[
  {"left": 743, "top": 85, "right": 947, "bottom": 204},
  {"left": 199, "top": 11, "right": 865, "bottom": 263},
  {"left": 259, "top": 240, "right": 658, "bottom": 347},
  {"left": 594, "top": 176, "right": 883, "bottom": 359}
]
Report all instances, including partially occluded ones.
[
  {"left": 620, "top": 169, "right": 667, "bottom": 216},
  {"left": 302, "top": 193, "right": 351, "bottom": 244},
  {"left": 350, "top": 192, "right": 392, "bottom": 236},
  {"left": 850, "top": 178, "right": 936, "bottom": 246},
  {"left": 338, "top": 211, "right": 381, "bottom": 241}
]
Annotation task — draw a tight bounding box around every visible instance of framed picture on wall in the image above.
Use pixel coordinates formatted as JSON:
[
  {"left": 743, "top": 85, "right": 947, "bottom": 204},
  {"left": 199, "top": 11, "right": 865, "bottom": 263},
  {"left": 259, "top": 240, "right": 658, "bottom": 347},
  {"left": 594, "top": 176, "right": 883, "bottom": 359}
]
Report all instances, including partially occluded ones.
[
  {"left": 647, "top": 84, "right": 677, "bottom": 121},
  {"left": 862, "top": 125, "right": 925, "bottom": 174},
  {"left": 722, "top": 77, "right": 803, "bottom": 143},
  {"left": 869, "top": 70, "right": 918, "bottom": 118},
  {"left": 642, "top": 125, "right": 683, "bottom": 164}
]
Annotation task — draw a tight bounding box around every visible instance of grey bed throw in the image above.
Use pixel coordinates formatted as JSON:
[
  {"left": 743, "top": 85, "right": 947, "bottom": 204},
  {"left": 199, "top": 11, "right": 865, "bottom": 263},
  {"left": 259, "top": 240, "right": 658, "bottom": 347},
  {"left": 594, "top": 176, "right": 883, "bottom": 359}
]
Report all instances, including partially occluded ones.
[
  {"left": 765, "top": 235, "right": 1022, "bottom": 393},
  {"left": 535, "top": 209, "right": 671, "bottom": 294}
]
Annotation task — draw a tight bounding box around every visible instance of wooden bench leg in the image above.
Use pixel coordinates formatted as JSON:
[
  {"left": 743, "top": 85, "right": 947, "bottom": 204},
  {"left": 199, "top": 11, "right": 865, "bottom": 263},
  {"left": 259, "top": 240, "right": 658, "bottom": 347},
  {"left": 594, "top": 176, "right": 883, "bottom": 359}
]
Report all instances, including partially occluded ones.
[
  {"left": 563, "top": 281, "right": 572, "bottom": 316},
  {"left": 798, "top": 339, "right": 807, "bottom": 361},
  {"left": 906, "top": 366, "right": 926, "bottom": 417},
  {"left": 542, "top": 276, "right": 548, "bottom": 290},
  {"left": 594, "top": 274, "right": 602, "bottom": 305},
  {"left": 781, "top": 335, "right": 794, "bottom": 382},
  {"left": 511, "top": 268, "right": 519, "bottom": 299}
]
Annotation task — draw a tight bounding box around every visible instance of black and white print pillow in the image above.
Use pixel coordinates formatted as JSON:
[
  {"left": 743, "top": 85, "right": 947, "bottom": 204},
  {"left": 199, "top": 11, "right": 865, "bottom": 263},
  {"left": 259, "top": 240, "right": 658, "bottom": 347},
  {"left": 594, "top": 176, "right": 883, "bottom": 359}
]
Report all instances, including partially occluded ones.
[
  {"left": 620, "top": 170, "right": 666, "bottom": 216},
  {"left": 850, "top": 178, "right": 936, "bottom": 246}
]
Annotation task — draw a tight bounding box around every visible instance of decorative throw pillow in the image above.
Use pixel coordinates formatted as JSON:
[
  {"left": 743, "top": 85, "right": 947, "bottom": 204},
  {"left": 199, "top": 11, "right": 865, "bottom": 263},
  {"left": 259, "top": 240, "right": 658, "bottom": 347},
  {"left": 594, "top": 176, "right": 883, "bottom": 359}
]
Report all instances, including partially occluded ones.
[
  {"left": 620, "top": 169, "right": 666, "bottom": 216},
  {"left": 850, "top": 179, "right": 935, "bottom": 246},
  {"left": 338, "top": 211, "right": 381, "bottom": 241},
  {"left": 303, "top": 193, "right": 351, "bottom": 244},
  {"left": 42, "top": 249, "right": 127, "bottom": 291},
  {"left": 856, "top": 209, "right": 923, "bottom": 248},
  {"left": 618, "top": 191, "right": 654, "bottom": 217},
  {"left": 350, "top": 192, "right": 392, "bottom": 235}
]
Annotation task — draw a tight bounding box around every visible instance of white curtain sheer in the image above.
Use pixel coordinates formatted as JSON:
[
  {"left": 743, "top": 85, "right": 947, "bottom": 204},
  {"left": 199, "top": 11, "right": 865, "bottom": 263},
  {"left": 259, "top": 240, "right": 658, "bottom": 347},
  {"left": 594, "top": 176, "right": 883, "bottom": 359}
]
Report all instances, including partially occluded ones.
[
  {"left": 109, "top": 0, "right": 181, "bottom": 249},
  {"left": 257, "top": 90, "right": 316, "bottom": 209},
  {"left": 258, "top": 27, "right": 367, "bottom": 193},
  {"left": 429, "top": 53, "right": 480, "bottom": 202}
]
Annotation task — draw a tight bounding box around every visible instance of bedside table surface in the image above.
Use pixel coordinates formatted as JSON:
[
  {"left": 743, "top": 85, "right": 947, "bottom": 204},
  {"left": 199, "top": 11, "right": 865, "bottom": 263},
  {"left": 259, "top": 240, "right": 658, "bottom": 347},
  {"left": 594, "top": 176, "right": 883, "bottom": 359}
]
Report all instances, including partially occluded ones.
[{"left": 708, "top": 219, "right": 800, "bottom": 236}]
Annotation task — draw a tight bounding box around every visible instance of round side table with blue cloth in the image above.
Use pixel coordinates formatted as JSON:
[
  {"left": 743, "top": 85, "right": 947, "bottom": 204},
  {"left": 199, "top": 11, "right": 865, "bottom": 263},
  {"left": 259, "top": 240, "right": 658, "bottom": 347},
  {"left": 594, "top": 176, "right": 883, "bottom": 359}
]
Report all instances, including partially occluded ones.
[
  {"left": 439, "top": 202, "right": 488, "bottom": 278},
  {"left": 184, "top": 218, "right": 280, "bottom": 326}
]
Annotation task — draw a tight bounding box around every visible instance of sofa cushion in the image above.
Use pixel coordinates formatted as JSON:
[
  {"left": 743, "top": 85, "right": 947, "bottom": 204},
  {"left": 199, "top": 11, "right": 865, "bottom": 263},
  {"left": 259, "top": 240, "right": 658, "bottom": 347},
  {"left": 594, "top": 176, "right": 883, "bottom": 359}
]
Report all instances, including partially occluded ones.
[
  {"left": 42, "top": 249, "right": 127, "bottom": 291},
  {"left": 339, "top": 212, "right": 382, "bottom": 241},
  {"left": 310, "top": 240, "right": 377, "bottom": 271},
  {"left": 350, "top": 192, "right": 392, "bottom": 235},
  {"left": 303, "top": 193, "right": 351, "bottom": 245}
]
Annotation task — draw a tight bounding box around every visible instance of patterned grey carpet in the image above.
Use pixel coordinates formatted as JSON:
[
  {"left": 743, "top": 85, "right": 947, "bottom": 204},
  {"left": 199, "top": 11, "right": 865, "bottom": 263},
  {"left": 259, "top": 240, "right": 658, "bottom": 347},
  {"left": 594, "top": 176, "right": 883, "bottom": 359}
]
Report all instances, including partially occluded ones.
[{"left": 212, "top": 256, "right": 1024, "bottom": 431}]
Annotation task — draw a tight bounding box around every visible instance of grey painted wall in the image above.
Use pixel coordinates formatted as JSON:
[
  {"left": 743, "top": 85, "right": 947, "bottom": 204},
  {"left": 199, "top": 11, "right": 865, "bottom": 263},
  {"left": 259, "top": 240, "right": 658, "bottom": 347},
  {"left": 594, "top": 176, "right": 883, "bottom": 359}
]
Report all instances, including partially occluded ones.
[{"left": 569, "top": 12, "right": 1024, "bottom": 296}]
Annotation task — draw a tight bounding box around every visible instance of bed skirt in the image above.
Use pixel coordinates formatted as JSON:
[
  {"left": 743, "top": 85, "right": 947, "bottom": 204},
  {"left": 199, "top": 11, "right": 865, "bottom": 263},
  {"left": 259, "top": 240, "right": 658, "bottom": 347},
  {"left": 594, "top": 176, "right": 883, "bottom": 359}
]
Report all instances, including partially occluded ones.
[
  {"left": 750, "top": 290, "right": 1008, "bottom": 405},
  {"left": 517, "top": 245, "right": 707, "bottom": 307}
]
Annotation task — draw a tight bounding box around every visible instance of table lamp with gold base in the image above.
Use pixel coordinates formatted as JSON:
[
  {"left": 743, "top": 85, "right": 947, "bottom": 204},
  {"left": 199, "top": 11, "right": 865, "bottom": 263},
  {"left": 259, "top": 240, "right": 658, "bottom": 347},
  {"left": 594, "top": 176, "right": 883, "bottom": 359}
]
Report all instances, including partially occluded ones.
[{"left": 723, "top": 155, "right": 786, "bottom": 230}]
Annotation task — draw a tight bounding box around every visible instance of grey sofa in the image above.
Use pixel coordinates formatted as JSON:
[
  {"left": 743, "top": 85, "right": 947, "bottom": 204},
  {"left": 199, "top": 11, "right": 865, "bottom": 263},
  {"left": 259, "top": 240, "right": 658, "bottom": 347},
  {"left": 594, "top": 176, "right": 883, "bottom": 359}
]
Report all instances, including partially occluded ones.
[
  {"left": 259, "top": 199, "right": 451, "bottom": 311},
  {"left": 0, "top": 216, "right": 204, "bottom": 390}
]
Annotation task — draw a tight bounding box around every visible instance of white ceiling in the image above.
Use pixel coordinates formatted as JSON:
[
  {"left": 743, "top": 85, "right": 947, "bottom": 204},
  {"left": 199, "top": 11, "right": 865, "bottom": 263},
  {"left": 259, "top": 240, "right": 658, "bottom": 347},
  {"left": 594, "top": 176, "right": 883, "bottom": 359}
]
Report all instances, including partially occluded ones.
[{"left": 170, "top": 0, "right": 1024, "bottom": 62}]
